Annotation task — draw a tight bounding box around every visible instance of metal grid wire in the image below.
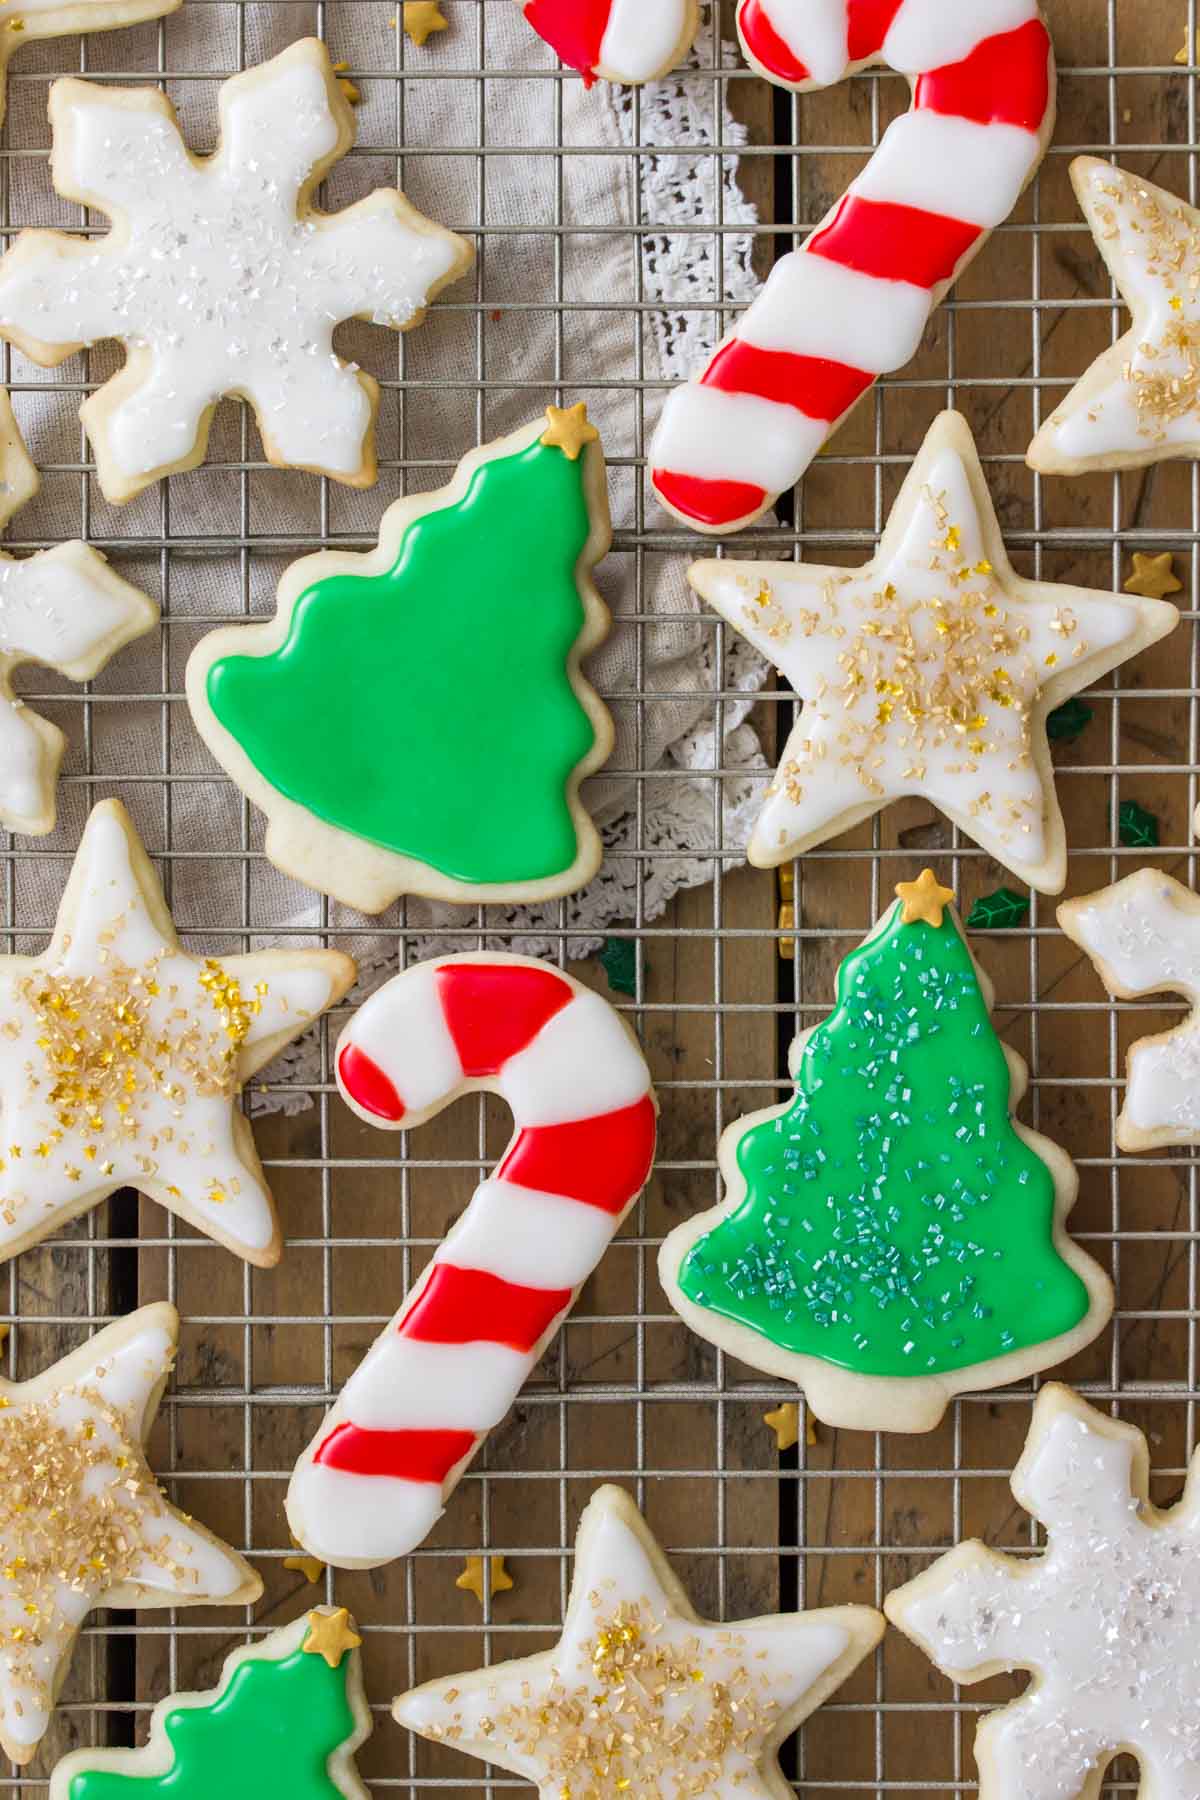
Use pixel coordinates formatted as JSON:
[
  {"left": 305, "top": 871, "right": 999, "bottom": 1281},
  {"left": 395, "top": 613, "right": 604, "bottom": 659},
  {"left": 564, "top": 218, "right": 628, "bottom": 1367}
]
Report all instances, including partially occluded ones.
[{"left": 0, "top": 0, "right": 1196, "bottom": 1792}]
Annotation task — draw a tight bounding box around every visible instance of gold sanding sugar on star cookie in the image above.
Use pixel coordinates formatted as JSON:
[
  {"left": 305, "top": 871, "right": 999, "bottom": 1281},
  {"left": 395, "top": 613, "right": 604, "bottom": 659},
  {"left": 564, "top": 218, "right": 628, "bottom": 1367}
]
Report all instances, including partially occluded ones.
[
  {"left": 540, "top": 402, "right": 600, "bottom": 460},
  {"left": 896, "top": 871, "right": 956, "bottom": 929}
]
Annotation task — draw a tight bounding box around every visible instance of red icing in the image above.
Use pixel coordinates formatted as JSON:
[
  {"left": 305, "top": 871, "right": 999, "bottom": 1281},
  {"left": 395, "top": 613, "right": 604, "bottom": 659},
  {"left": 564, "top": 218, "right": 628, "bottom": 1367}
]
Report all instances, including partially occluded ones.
[
  {"left": 652, "top": 468, "right": 769, "bottom": 528},
  {"left": 736, "top": 0, "right": 810, "bottom": 83},
  {"left": 497, "top": 1093, "right": 656, "bottom": 1215},
  {"left": 808, "top": 194, "right": 981, "bottom": 290},
  {"left": 313, "top": 1421, "right": 475, "bottom": 1483},
  {"left": 435, "top": 961, "right": 574, "bottom": 1078},
  {"left": 338, "top": 1042, "right": 405, "bottom": 1122},
  {"left": 846, "top": 0, "right": 905, "bottom": 63},
  {"left": 703, "top": 339, "right": 873, "bottom": 425},
  {"left": 522, "top": 0, "right": 609, "bottom": 76},
  {"left": 916, "top": 19, "right": 1053, "bottom": 135},
  {"left": 400, "top": 1262, "right": 572, "bottom": 1351}
]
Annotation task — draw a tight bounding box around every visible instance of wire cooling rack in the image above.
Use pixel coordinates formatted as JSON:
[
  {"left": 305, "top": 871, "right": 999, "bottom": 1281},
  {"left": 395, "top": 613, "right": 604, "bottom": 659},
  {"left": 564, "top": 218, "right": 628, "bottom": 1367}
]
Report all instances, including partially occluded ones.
[{"left": 1, "top": 0, "right": 1198, "bottom": 1793}]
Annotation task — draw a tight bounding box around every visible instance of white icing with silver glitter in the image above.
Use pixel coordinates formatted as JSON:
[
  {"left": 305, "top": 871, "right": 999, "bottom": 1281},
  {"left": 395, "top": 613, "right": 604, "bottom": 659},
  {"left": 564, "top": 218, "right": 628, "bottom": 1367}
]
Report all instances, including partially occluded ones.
[
  {"left": 1062, "top": 869, "right": 1200, "bottom": 1137},
  {"left": 0, "top": 45, "right": 464, "bottom": 483},
  {"left": 890, "top": 1393, "right": 1200, "bottom": 1800}
]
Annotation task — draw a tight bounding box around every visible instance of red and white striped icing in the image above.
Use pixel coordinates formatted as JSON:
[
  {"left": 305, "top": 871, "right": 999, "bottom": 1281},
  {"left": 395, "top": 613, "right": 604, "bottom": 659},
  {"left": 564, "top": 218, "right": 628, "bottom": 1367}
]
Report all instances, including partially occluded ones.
[
  {"left": 520, "top": 0, "right": 691, "bottom": 86},
  {"left": 649, "top": 0, "right": 1055, "bottom": 533},
  {"left": 286, "top": 954, "right": 656, "bottom": 1568}
]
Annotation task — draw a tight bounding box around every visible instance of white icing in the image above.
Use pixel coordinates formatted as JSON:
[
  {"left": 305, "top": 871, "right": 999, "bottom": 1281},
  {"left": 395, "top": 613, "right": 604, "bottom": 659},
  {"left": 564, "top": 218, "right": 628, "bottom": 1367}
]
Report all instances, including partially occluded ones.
[
  {"left": 1063, "top": 871, "right": 1200, "bottom": 1140},
  {"left": 395, "top": 1488, "right": 855, "bottom": 1800},
  {"left": 345, "top": 1336, "right": 531, "bottom": 1432},
  {"left": 292, "top": 956, "right": 654, "bottom": 1567},
  {"left": 693, "top": 429, "right": 1147, "bottom": 878},
  {"left": 0, "top": 804, "right": 343, "bottom": 1261},
  {"left": 597, "top": 0, "right": 687, "bottom": 81},
  {"left": 738, "top": 250, "right": 932, "bottom": 372},
  {"left": 892, "top": 1394, "right": 1200, "bottom": 1800},
  {"left": 649, "top": 382, "right": 828, "bottom": 489},
  {"left": 500, "top": 990, "right": 650, "bottom": 1125},
  {"left": 0, "top": 1310, "right": 249, "bottom": 1754},
  {"left": 443, "top": 1178, "right": 621, "bottom": 1289},
  {"left": 850, "top": 113, "right": 1040, "bottom": 230},
  {"left": 344, "top": 960, "right": 462, "bottom": 1114},
  {"left": 0, "top": 47, "right": 464, "bottom": 487},
  {"left": 290, "top": 1462, "right": 445, "bottom": 1566},
  {"left": 752, "top": 0, "right": 848, "bottom": 82},
  {"left": 882, "top": 0, "right": 1038, "bottom": 74}
]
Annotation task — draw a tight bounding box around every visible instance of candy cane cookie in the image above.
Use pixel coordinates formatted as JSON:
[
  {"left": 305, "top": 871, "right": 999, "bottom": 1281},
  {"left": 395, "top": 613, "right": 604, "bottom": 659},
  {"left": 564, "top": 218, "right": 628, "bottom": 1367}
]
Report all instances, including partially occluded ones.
[
  {"left": 519, "top": 0, "right": 699, "bottom": 86},
  {"left": 287, "top": 954, "right": 657, "bottom": 1568},
  {"left": 650, "top": 0, "right": 1056, "bottom": 534}
]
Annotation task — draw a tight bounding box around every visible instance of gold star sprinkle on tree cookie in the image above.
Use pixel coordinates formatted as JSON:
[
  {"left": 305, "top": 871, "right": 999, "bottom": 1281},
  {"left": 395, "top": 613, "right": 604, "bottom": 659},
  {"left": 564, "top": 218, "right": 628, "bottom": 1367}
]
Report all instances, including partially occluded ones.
[
  {"left": 455, "top": 1554, "right": 514, "bottom": 1608},
  {"left": 691, "top": 412, "right": 1178, "bottom": 895},
  {"left": 1028, "top": 161, "right": 1200, "bottom": 476},
  {"left": 303, "top": 1607, "right": 363, "bottom": 1668},
  {"left": 0, "top": 799, "right": 355, "bottom": 1268},
  {"left": 397, "top": 1487, "right": 882, "bottom": 1798},
  {"left": 0, "top": 1302, "right": 259, "bottom": 1764},
  {"left": 896, "top": 871, "right": 956, "bottom": 929},
  {"left": 540, "top": 401, "right": 600, "bottom": 460}
]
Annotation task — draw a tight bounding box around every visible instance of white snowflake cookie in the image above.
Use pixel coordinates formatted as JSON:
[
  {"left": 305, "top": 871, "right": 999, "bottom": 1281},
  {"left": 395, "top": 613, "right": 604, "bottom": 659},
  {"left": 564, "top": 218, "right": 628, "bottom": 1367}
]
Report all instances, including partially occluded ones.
[
  {"left": 0, "top": 39, "right": 473, "bottom": 503},
  {"left": 0, "top": 798, "right": 355, "bottom": 1266},
  {"left": 0, "top": 0, "right": 176, "bottom": 131},
  {"left": 885, "top": 1384, "right": 1200, "bottom": 1800},
  {"left": 0, "top": 390, "right": 156, "bottom": 833},
  {"left": 0, "top": 1301, "right": 260, "bottom": 1765},
  {"left": 1029, "top": 160, "right": 1200, "bottom": 476},
  {"left": 394, "top": 1484, "right": 884, "bottom": 1798},
  {"left": 1059, "top": 867, "right": 1200, "bottom": 1152},
  {"left": 692, "top": 411, "right": 1178, "bottom": 894}
]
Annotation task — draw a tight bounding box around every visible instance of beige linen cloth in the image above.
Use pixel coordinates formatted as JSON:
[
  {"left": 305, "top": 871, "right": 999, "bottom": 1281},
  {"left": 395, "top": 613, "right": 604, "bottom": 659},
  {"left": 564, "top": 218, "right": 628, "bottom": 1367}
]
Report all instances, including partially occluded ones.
[{"left": 1, "top": 0, "right": 768, "bottom": 1105}]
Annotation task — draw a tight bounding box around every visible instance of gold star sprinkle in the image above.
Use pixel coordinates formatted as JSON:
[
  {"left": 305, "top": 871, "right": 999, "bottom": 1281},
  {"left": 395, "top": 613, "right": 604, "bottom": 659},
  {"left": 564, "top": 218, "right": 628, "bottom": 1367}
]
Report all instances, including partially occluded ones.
[
  {"left": 302, "top": 1607, "right": 362, "bottom": 1667},
  {"left": 540, "top": 402, "right": 600, "bottom": 461},
  {"left": 456, "top": 1554, "right": 514, "bottom": 1608},
  {"left": 763, "top": 1402, "right": 799, "bottom": 1451},
  {"left": 403, "top": 2, "right": 447, "bottom": 45},
  {"left": 1178, "top": 29, "right": 1193, "bottom": 64},
  {"left": 895, "top": 870, "right": 956, "bottom": 929},
  {"left": 283, "top": 1537, "right": 325, "bottom": 1585},
  {"left": 1124, "top": 552, "right": 1183, "bottom": 600},
  {"left": 331, "top": 59, "right": 361, "bottom": 103}
]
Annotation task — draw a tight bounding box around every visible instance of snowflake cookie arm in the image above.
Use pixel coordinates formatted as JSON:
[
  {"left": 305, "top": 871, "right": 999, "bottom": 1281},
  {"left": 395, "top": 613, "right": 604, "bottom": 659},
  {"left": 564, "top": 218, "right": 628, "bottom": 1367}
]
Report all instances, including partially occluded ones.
[{"left": 1059, "top": 869, "right": 1200, "bottom": 1151}]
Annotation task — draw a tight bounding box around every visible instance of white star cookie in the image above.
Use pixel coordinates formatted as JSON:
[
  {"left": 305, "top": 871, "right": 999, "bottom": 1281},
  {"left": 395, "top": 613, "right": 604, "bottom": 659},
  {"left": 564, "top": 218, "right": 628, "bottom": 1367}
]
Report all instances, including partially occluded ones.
[
  {"left": 394, "top": 1484, "right": 883, "bottom": 1800},
  {"left": 0, "top": 0, "right": 176, "bottom": 132},
  {"left": 0, "top": 390, "right": 156, "bottom": 834},
  {"left": 0, "top": 38, "right": 473, "bottom": 503},
  {"left": 885, "top": 1384, "right": 1200, "bottom": 1800},
  {"left": 0, "top": 798, "right": 355, "bottom": 1266},
  {"left": 1059, "top": 867, "right": 1200, "bottom": 1151},
  {"left": 694, "top": 411, "right": 1178, "bottom": 894},
  {"left": 1029, "top": 160, "right": 1200, "bottom": 476},
  {"left": 0, "top": 1301, "right": 260, "bottom": 1765}
]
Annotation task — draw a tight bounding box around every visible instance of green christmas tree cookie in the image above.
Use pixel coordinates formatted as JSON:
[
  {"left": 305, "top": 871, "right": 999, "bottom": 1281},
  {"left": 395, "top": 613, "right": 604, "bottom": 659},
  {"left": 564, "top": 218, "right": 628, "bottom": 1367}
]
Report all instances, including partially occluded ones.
[
  {"left": 185, "top": 404, "right": 613, "bottom": 913},
  {"left": 659, "top": 871, "right": 1113, "bottom": 1433},
  {"left": 50, "top": 1608, "right": 369, "bottom": 1800}
]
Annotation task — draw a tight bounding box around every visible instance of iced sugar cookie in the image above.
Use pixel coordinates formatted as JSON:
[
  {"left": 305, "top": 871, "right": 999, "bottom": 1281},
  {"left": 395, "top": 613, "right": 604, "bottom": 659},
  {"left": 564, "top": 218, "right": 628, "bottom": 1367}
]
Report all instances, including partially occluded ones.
[
  {"left": 0, "top": 1302, "right": 260, "bottom": 1765},
  {"left": 50, "top": 1606, "right": 368, "bottom": 1800},
  {"left": 520, "top": 0, "right": 698, "bottom": 85},
  {"left": 886, "top": 1384, "right": 1200, "bottom": 1800},
  {"left": 0, "top": 39, "right": 472, "bottom": 504},
  {"left": 659, "top": 872, "right": 1113, "bottom": 1433},
  {"left": 0, "top": 799, "right": 355, "bottom": 1267},
  {"left": 0, "top": 390, "right": 156, "bottom": 834},
  {"left": 187, "top": 407, "right": 613, "bottom": 914},
  {"left": 1029, "top": 161, "right": 1200, "bottom": 476},
  {"left": 0, "top": 0, "right": 176, "bottom": 131},
  {"left": 395, "top": 1484, "right": 884, "bottom": 1795},
  {"left": 287, "top": 953, "right": 656, "bottom": 1567},
  {"left": 1058, "top": 867, "right": 1200, "bottom": 1152},
  {"left": 688, "top": 412, "right": 1177, "bottom": 892},
  {"left": 651, "top": 2, "right": 1055, "bottom": 532}
]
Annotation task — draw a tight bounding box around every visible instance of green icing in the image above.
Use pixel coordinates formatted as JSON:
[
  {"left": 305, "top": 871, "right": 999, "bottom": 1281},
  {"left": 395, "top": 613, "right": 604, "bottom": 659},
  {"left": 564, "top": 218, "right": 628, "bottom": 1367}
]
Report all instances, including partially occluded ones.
[
  {"left": 206, "top": 440, "right": 598, "bottom": 885},
  {"left": 67, "top": 1647, "right": 355, "bottom": 1800},
  {"left": 677, "top": 902, "right": 1089, "bottom": 1378}
]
